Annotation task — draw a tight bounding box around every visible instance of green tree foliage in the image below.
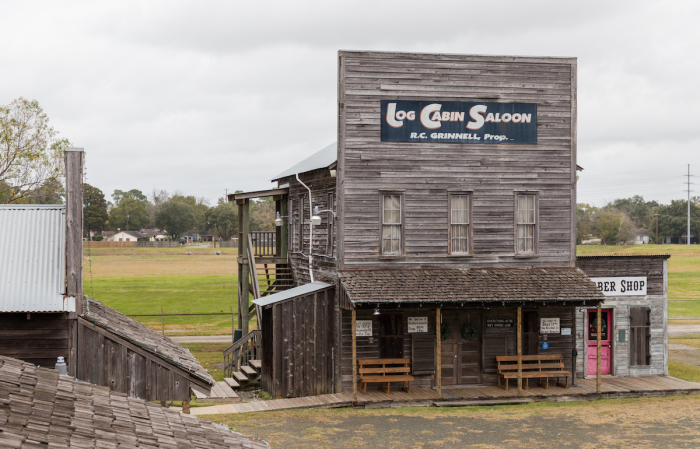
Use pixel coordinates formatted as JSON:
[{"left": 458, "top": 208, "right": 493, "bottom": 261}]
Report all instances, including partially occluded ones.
[
  {"left": 576, "top": 203, "right": 597, "bottom": 244},
  {"left": 596, "top": 209, "right": 636, "bottom": 245},
  {"left": 112, "top": 189, "right": 147, "bottom": 206},
  {"left": 25, "top": 178, "right": 64, "bottom": 204},
  {"left": 205, "top": 200, "right": 238, "bottom": 240},
  {"left": 156, "top": 201, "right": 196, "bottom": 240},
  {"left": 83, "top": 184, "right": 108, "bottom": 234},
  {"left": 170, "top": 195, "right": 209, "bottom": 232},
  {"left": 656, "top": 200, "right": 700, "bottom": 242},
  {"left": 0, "top": 98, "right": 69, "bottom": 204},
  {"left": 249, "top": 196, "right": 275, "bottom": 231},
  {"left": 108, "top": 197, "right": 148, "bottom": 231},
  {"left": 607, "top": 196, "right": 659, "bottom": 230},
  {"left": 147, "top": 189, "right": 170, "bottom": 228}
]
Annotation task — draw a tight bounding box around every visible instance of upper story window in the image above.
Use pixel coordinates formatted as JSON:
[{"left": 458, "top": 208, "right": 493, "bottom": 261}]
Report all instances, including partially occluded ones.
[
  {"left": 327, "top": 192, "right": 335, "bottom": 256},
  {"left": 448, "top": 192, "right": 472, "bottom": 255},
  {"left": 381, "top": 192, "right": 403, "bottom": 256},
  {"left": 298, "top": 196, "right": 304, "bottom": 251},
  {"left": 516, "top": 193, "right": 538, "bottom": 255}
]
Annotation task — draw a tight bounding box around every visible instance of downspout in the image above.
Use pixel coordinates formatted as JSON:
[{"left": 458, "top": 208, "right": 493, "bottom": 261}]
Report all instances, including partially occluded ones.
[{"left": 296, "top": 173, "right": 315, "bottom": 282}]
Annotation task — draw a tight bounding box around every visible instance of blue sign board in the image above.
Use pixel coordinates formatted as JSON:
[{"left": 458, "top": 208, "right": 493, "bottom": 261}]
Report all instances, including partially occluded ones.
[
  {"left": 380, "top": 100, "right": 537, "bottom": 144},
  {"left": 542, "top": 342, "right": 550, "bottom": 350}
]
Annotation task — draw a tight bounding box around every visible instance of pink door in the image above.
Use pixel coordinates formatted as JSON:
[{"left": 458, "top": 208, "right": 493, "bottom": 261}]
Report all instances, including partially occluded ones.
[{"left": 586, "top": 310, "right": 611, "bottom": 375}]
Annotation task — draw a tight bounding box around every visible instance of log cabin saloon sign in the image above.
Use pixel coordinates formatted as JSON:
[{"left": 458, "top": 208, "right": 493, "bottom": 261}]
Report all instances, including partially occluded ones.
[{"left": 381, "top": 100, "right": 537, "bottom": 144}]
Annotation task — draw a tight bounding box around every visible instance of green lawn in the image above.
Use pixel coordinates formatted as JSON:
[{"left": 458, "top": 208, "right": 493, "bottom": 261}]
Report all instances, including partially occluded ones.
[{"left": 182, "top": 343, "right": 230, "bottom": 382}]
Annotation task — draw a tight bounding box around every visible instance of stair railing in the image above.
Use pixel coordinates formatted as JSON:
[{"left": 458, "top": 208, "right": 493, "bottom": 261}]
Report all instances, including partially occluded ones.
[{"left": 224, "top": 329, "right": 262, "bottom": 377}]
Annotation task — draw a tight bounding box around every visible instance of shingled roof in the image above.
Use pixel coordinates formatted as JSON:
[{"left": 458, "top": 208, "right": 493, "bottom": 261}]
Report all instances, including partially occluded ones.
[
  {"left": 339, "top": 268, "right": 605, "bottom": 305},
  {"left": 0, "top": 355, "right": 268, "bottom": 448},
  {"left": 81, "top": 299, "right": 214, "bottom": 386}
]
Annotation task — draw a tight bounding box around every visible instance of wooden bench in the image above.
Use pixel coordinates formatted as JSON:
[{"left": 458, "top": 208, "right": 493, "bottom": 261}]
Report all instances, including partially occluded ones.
[
  {"left": 358, "top": 358, "right": 415, "bottom": 394},
  {"left": 496, "top": 354, "right": 571, "bottom": 391}
]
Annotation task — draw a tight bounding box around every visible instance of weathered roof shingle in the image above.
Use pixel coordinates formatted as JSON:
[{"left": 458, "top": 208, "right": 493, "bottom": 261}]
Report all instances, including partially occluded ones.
[
  {"left": 82, "top": 299, "right": 214, "bottom": 385},
  {"left": 339, "top": 268, "right": 605, "bottom": 305},
  {"left": 0, "top": 355, "right": 268, "bottom": 448}
]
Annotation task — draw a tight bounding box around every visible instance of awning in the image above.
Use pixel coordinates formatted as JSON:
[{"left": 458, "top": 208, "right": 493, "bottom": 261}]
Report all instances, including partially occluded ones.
[
  {"left": 339, "top": 268, "right": 605, "bottom": 307},
  {"left": 253, "top": 281, "right": 334, "bottom": 308}
]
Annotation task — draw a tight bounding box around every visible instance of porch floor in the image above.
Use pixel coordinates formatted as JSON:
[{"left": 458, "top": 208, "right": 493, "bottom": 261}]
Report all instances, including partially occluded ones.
[{"left": 190, "top": 375, "right": 700, "bottom": 415}]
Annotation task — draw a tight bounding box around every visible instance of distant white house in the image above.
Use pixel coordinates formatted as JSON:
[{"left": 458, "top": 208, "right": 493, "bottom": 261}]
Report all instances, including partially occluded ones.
[
  {"left": 634, "top": 229, "right": 650, "bottom": 244},
  {"left": 140, "top": 229, "right": 168, "bottom": 241},
  {"left": 106, "top": 231, "right": 146, "bottom": 242}
]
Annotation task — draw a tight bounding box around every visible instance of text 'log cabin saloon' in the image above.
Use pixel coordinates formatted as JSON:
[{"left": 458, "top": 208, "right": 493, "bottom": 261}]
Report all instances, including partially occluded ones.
[{"left": 227, "top": 51, "right": 671, "bottom": 400}]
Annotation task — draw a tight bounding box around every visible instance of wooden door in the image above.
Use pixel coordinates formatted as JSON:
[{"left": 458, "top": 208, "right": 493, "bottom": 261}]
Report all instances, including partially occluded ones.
[
  {"left": 523, "top": 311, "right": 539, "bottom": 355},
  {"left": 456, "top": 312, "right": 481, "bottom": 384},
  {"left": 440, "top": 314, "right": 458, "bottom": 386},
  {"left": 586, "top": 309, "right": 612, "bottom": 375},
  {"left": 379, "top": 314, "right": 404, "bottom": 359}
]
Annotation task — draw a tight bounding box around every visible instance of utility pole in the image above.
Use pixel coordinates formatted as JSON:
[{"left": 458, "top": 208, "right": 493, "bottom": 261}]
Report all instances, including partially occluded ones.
[
  {"left": 684, "top": 165, "right": 694, "bottom": 247},
  {"left": 655, "top": 213, "right": 660, "bottom": 244}
]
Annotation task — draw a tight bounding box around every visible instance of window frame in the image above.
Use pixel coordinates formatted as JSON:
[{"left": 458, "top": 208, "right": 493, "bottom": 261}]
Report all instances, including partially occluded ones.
[
  {"left": 379, "top": 190, "right": 405, "bottom": 258},
  {"left": 514, "top": 191, "right": 539, "bottom": 257},
  {"left": 447, "top": 190, "right": 473, "bottom": 256},
  {"left": 327, "top": 192, "right": 335, "bottom": 256},
  {"left": 297, "top": 195, "right": 305, "bottom": 252}
]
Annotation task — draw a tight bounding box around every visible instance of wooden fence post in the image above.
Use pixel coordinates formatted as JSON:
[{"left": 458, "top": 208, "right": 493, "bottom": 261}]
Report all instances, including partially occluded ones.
[
  {"left": 517, "top": 306, "right": 522, "bottom": 395},
  {"left": 597, "top": 304, "right": 602, "bottom": 394},
  {"left": 352, "top": 309, "right": 357, "bottom": 403},
  {"left": 436, "top": 308, "right": 441, "bottom": 398}
]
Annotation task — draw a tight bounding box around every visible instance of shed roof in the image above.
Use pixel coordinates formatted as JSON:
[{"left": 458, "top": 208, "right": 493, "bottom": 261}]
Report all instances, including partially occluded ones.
[
  {"left": 0, "top": 355, "right": 268, "bottom": 448},
  {"left": 81, "top": 299, "right": 214, "bottom": 385},
  {"left": 339, "top": 268, "right": 605, "bottom": 305},
  {"left": 253, "top": 281, "right": 334, "bottom": 307},
  {"left": 577, "top": 254, "right": 671, "bottom": 259},
  {"left": 271, "top": 142, "right": 337, "bottom": 182},
  {"left": 0, "top": 205, "right": 70, "bottom": 312}
]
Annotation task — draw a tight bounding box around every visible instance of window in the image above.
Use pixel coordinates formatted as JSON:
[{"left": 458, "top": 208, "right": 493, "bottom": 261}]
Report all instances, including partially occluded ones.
[
  {"left": 381, "top": 193, "right": 403, "bottom": 256},
  {"left": 327, "top": 193, "right": 335, "bottom": 256},
  {"left": 448, "top": 193, "right": 471, "bottom": 255},
  {"left": 516, "top": 193, "right": 537, "bottom": 255},
  {"left": 297, "top": 196, "right": 304, "bottom": 251},
  {"left": 630, "top": 307, "right": 651, "bottom": 366}
]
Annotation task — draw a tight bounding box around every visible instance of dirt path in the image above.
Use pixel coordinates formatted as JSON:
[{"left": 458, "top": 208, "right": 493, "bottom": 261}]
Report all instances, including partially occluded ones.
[{"left": 209, "top": 396, "right": 700, "bottom": 448}]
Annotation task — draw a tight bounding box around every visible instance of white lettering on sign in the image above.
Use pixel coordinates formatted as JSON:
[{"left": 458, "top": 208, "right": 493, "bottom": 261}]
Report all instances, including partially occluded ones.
[
  {"left": 356, "top": 320, "right": 372, "bottom": 337},
  {"left": 561, "top": 328, "right": 571, "bottom": 336},
  {"left": 540, "top": 318, "right": 560, "bottom": 334},
  {"left": 590, "top": 277, "right": 647, "bottom": 296},
  {"left": 408, "top": 317, "right": 428, "bottom": 333}
]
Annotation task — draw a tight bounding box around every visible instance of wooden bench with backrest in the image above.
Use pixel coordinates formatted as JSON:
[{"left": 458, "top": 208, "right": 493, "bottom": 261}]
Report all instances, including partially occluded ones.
[
  {"left": 358, "top": 358, "right": 415, "bottom": 394},
  {"left": 496, "top": 354, "right": 571, "bottom": 390}
]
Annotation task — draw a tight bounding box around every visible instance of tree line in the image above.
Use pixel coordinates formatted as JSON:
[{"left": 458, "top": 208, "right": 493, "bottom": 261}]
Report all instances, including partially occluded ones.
[{"left": 577, "top": 195, "right": 700, "bottom": 244}]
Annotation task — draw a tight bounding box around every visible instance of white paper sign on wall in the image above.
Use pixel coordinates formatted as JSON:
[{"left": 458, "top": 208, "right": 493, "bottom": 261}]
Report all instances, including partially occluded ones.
[
  {"left": 561, "top": 327, "right": 571, "bottom": 336},
  {"left": 590, "top": 277, "right": 647, "bottom": 296},
  {"left": 408, "top": 317, "right": 428, "bottom": 333},
  {"left": 356, "top": 320, "right": 372, "bottom": 337},
  {"left": 540, "top": 318, "right": 560, "bottom": 334}
]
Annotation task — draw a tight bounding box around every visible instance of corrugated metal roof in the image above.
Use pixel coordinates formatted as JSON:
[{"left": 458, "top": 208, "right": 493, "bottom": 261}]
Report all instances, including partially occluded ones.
[
  {"left": 0, "top": 205, "right": 69, "bottom": 312},
  {"left": 271, "top": 142, "right": 337, "bottom": 182},
  {"left": 577, "top": 254, "right": 671, "bottom": 259},
  {"left": 253, "top": 281, "right": 334, "bottom": 307}
]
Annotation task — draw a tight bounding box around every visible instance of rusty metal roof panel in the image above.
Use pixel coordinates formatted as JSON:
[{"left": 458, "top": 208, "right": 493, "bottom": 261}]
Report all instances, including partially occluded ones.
[{"left": 0, "top": 205, "right": 70, "bottom": 312}]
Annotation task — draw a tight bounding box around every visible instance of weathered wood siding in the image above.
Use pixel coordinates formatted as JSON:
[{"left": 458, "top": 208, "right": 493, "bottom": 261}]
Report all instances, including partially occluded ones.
[
  {"left": 576, "top": 256, "right": 668, "bottom": 377},
  {"left": 337, "top": 51, "right": 577, "bottom": 270},
  {"left": 0, "top": 313, "right": 70, "bottom": 369},
  {"left": 76, "top": 319, "right": 192, "bottom": 401},
  {"left": 262, "top": 286, "right": 336, "bottom": 398},
  {"left": 284, "top": 168, "right": 337, "bottom": 285}
]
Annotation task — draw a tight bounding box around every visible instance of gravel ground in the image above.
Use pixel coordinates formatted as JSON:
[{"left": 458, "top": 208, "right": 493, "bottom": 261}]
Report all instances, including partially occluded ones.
[{"left": 209, "top": 395, "right": 700, "bottom": 448}]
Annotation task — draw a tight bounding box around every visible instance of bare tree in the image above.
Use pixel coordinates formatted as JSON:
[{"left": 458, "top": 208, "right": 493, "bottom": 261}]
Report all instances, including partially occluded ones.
[
  {"left": 148, "top": 189, "right": 170, "bottom": 228},
  {"left": 0, "top": 98, "right": 69, "bottom": 203}
]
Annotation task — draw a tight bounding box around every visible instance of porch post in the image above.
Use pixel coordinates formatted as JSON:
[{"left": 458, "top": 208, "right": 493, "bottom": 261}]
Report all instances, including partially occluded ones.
[
  {"left": 352, "top": 309, "right": 357, "bottom": 402},
  {"left": 596, "top": 303, "right": 602, "bottom": 394},
  {"left": 517, "top": 306, "right": 522, "bottom": 395},
  {"left": 240, "top": 199, "right": 250, "bottom": 335},
  {"left": 436, "top": 308, "right": 441, "bottom": 398}
]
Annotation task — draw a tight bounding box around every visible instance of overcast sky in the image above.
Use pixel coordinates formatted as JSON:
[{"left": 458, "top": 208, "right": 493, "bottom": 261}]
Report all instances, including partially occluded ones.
[{"left": 2, "top": 1, "right": 699, "bottom": 207}]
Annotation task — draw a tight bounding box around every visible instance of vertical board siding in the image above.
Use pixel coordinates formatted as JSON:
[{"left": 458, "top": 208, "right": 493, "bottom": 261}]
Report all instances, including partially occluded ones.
[
  {"left": 338, "top": 52, "right": 577, "bottom": 270},
  {"left": 75, "top": 321, "right": 192, "bottom": 401},
  {"left": 265, "top": 287, "right": 336, "bottom": 398}
]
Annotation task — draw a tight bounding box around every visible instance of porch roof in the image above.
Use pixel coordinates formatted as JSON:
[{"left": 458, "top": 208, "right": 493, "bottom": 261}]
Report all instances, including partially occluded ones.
[
  {"left": 253, "top": 281, "right": 334, "bottom": 308},
  {"left": 338, "top": 268, "right": 605, "bottom": 306}
]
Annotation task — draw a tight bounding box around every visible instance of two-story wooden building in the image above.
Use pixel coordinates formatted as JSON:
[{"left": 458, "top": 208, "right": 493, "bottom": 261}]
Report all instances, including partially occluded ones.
[{"left": 230, "top": 51, "right": 669, "bottom": 400}]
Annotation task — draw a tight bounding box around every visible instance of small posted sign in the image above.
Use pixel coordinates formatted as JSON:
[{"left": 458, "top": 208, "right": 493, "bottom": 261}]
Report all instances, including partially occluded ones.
[
  {"left": 356, "top": 320, "right": 372, "bottom": 337},
  {"left": 561, "top": 327, "right": 571, "bottom": 336},
  {"left": 408, "top": 317, "right": 428, "bottom": 333},
  {"left": 540, "top": 318, "right": 560, "bottom": 334}
]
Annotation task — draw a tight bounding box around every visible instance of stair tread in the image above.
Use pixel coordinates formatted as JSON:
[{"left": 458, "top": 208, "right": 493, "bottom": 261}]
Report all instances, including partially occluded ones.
[
  {"left": 232, "top": 372, "right": 249, "bottom": 382},
  {"left": 249, "top": 360, "right": 262, "bottom": 369},
  {"left": 241, "top": 366, "right": 257, "bottom": 375},
  {"left": 224, "top": 377, "right": 240, "bottom": 388}
]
